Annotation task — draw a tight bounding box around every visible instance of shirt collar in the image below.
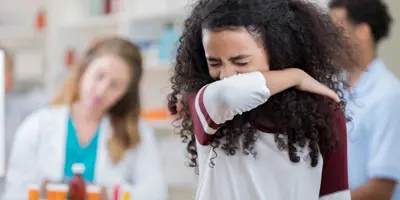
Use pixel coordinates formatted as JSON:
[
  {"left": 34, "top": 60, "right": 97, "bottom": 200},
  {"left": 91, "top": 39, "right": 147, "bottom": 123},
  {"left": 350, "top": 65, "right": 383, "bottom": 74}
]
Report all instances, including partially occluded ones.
[{"left": 347, "top": 59, "right": 386, "bottom": 99}]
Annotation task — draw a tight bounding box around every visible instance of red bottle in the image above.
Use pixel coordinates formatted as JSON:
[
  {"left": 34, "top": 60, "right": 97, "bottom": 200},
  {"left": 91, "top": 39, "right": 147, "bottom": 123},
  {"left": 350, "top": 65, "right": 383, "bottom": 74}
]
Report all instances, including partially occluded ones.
[
  {"left": 111, "top": 0, "right": 120, "bottom": 13},
  {"left": 69, "top": 163, "right": 87, "bottom": 200},
  {"left": 113, "top": 183, "right": 120, "bottom": 200},
  {"left": 64, "top": 48, "right": 76, "bottom": 69},
  {"left": 104, "top": 0, "right": 111, "bottom": 14},
  {"left": 35, "top": 8, "right": 46, "bottom": 31}
]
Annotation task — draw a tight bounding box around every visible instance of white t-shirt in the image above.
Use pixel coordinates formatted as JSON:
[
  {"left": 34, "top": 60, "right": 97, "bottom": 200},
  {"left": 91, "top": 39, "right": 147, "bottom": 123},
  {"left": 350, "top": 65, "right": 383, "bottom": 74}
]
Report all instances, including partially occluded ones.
[{"left": 187, "top": 72, "right": 350, "bottom": 200}]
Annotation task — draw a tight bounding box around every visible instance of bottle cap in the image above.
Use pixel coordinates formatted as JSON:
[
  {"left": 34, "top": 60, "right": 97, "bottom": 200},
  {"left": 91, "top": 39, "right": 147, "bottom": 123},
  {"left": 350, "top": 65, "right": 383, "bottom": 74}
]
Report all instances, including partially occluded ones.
[
  {"left": 28, "top": 184, "right": 40, "bottom": 190},
  {"left": 46, "top": 184, "right": 69, "bottom": 192},
  {"left": 122, "top": 184, "right": 132, "bottom": 193},
  {"left": 87, "top": 185, "right": 101, "bottom": 193},
  {"left": 72, "top": 163, "right": 85, "bottom": 174}
]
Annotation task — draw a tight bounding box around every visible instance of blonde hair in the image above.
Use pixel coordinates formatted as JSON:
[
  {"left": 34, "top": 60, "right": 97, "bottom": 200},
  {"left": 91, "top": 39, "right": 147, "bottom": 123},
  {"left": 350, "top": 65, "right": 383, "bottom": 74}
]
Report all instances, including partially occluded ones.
[{"left": 51, "top": 37, "right": 143, "bottom": 163}]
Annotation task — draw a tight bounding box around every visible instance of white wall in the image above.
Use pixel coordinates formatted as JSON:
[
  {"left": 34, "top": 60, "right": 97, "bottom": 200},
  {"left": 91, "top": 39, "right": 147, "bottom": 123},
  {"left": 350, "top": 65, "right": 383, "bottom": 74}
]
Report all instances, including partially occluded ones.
[
  {"left": 0, "top": 0, "right": 44, "bottom": 24},
  {"left": 379, "top": 0, "right": 400, "bottom": 76}
]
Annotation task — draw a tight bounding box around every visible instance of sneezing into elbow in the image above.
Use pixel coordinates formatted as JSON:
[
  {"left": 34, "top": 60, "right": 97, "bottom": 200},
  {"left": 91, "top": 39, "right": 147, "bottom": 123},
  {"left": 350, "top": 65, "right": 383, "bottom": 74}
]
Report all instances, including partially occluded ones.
[{"left": 216, "top": 82, "right": 270, "bottom": 114}]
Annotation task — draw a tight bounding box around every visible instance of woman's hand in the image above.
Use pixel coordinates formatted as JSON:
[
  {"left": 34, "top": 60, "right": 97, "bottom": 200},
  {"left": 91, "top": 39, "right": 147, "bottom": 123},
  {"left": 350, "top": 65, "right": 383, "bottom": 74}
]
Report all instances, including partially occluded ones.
[
  {"left": 39, "top": 180, "right": 49, "bottom": 198},
  {"left": 100, "top": 186, "right": 108, "bottom": 200}
]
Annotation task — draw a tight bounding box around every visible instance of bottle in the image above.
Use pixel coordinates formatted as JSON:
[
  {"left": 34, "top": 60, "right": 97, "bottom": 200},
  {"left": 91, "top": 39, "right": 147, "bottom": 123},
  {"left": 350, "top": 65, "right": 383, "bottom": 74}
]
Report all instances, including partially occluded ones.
[
  {"left": 159, "top": 23, "right": 180, "bottom": 63},
  {"left": 111, "top": 0, "right": 120, "bottom": 13},
  {"left": 28, "top": 184, "right": 39, "bottom": 200},
  {"left": 104, "top": 0, "right": 112, "bottom": 14},
  {"left": 90, "top": 0, "right": 103, "bottom": 16},
  {"left": 87, "top": 185, "right": 101, "bottom": 200},
  {"left": 121, "top": 185, "right": 131, "bottom": 200},
  {"left": 35, "top": 7, "right": 46, "bottom": 31},
  {"left": 68, "top": 163, "right": 87, "bottom": 200},
  {"left": 112, "top": 183, "right": 120, "bottom": 200},
  {"left": 64, "top": 47, "right": 76, "bottom": 69}
]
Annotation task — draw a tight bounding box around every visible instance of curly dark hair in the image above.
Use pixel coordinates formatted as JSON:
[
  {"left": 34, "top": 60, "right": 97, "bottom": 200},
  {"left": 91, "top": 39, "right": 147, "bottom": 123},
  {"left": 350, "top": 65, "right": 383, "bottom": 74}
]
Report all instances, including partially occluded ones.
[
  {"left": 329, "top": 0, "right": 393, "bottom": 44},
  {"left": 168, "top": 0, "right": 354, "bottom": 172}
]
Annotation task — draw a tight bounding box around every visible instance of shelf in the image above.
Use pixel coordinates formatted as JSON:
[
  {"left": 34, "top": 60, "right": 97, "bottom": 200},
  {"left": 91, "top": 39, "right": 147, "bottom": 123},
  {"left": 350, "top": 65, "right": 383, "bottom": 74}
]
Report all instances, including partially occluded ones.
[
  {"left": 0, "top": 25, "right": 45, "bottom": 48},
  {"left": 59, "top": 8, "right": 186, "bottom": 30},
  {"left": 127, "top": 7, "right": 188, "bottom": 23},
  {"left": 146, "top": 119, "right": 174, "bottom": 130},
  {"left": 60, "top": 13, "right": 119, "bottom": 30}
]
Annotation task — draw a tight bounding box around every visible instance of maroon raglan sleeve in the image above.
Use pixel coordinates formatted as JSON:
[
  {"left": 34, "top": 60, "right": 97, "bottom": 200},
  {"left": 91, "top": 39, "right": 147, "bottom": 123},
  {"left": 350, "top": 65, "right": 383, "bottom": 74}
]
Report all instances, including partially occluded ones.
[
  {"left": 187, "top": 87, "right": 218, "bottom": 145},
  {"left": 319, "top": 105, "right": 351, "bottom": 200}
]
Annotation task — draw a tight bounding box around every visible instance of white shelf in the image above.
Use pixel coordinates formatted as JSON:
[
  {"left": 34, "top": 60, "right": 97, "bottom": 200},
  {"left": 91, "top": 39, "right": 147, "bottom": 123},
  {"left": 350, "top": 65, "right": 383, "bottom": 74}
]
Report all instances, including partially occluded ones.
[
  {"left": 58, "top": 8, "right": 185, "bottom": 31},
  {"left": 60, "top": 14, "right": 119, "bottom": 30},
  {"left": 146, "top": 119, "right": 174, "bottom": 130},
  {"left": 0, "top": 25, "right": 45, "bottom": 48},
  {"left": 127, "top": 8, "right": 188, "bottom": 23}
]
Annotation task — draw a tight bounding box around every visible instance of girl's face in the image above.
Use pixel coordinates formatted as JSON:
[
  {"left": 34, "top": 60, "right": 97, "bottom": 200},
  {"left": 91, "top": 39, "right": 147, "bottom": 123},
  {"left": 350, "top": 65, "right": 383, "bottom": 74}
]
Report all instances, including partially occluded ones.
[
  {"left": 80, "top": 54, "right": 132, "bottom": 112},
  {"left": 202, "top": 28, "right": 270, "bottom": 80}
]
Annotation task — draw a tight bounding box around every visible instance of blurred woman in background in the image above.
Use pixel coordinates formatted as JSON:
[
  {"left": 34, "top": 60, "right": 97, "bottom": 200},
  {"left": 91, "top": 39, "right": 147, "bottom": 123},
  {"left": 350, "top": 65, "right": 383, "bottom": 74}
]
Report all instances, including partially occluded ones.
[
  {"left": 0, "top": 47, "right": 47, "bottom": 196},
  {"left": 3, "top": 37, "right": 167, "bottom": 200}
]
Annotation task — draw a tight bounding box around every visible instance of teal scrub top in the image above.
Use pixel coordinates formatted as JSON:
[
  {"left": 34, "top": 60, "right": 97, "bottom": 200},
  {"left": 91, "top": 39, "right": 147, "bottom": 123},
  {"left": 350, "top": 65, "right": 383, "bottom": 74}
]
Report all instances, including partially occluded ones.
[{"left": 63, "top": 115, "right": 100, "bottom": 183}]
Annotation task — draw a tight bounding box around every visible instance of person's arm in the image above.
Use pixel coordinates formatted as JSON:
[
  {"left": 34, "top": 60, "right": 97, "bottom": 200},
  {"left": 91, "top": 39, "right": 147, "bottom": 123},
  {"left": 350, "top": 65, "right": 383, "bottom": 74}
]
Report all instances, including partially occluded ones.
[
  {"left": 264, "top": 68, "right": 339, "bottom": 101},
  {"left": 187, "top": 69, "right": 340, "bottom": 145},
  {"left": 351, "top": 95, "right": 400, "bottom": 200},
  {"left": 351, "top": 179, "right": 396, "bottom": 200},
  {"left": 319, "top": 105, "right": 350, "bottom": 200},
  {"left": 128, "top": 121, "right": 167, "bottom": 200},
  {"left": 3, "top": 111, "right": 42, "bottom": 199}
]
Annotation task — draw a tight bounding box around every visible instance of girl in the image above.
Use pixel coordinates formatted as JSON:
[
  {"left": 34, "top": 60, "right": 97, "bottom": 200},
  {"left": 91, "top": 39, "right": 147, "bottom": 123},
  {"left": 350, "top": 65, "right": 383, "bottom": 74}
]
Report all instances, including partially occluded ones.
[
  {"left": 168, "top": 0, "right": 354, "bottom": 199},
  {"left": 4, "top": 37, "right": 167, "bottom": 200}
]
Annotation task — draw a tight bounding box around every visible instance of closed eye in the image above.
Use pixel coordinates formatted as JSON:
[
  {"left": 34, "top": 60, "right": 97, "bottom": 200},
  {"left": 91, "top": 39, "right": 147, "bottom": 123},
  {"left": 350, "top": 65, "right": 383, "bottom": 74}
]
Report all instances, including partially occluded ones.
[
  {"left": 236, "top": 62, "right": 249, "bottom": 66},
  {"left": 209, "top": 63, "right": 221, "bottom": 67}
]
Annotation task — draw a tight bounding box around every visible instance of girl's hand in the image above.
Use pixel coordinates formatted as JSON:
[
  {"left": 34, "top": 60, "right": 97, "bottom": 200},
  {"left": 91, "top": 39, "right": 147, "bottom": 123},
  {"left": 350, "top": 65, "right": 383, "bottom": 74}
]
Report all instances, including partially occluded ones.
[
  {"left": 295, "top": 69, "right": 340, "bottom": 102},
  {"left": 263, "top": 68, "right": 340, "bottom": 102},
  {"left": 39, "top": 180, "right": 49, "bottom": 198}
]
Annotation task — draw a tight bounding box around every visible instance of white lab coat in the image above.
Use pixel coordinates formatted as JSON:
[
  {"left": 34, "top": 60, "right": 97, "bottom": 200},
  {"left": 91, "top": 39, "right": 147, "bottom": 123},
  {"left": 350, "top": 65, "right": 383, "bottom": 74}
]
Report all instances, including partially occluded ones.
[{"left": 3, "top": 105, "right": 167, "bottom": 200}]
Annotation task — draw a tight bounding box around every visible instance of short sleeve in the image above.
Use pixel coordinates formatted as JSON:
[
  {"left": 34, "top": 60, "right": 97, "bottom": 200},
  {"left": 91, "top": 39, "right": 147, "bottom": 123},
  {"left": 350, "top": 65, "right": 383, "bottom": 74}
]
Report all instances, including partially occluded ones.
[
  {"left": 368, "top": 95, "right": 400, "bottom": 183},
  {"left": 187, "top": 88, "right": 217, "bottom": 146},
  {"left": 319, "top": 104, "right": 350, "bottom": 200}
]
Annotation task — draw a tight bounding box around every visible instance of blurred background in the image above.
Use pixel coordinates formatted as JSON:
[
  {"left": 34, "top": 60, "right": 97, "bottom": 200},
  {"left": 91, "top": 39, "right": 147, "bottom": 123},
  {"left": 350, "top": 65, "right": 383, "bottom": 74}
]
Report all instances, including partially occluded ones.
[{"left": 0, "top": 0, "right": 398, "bottom": 199}]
